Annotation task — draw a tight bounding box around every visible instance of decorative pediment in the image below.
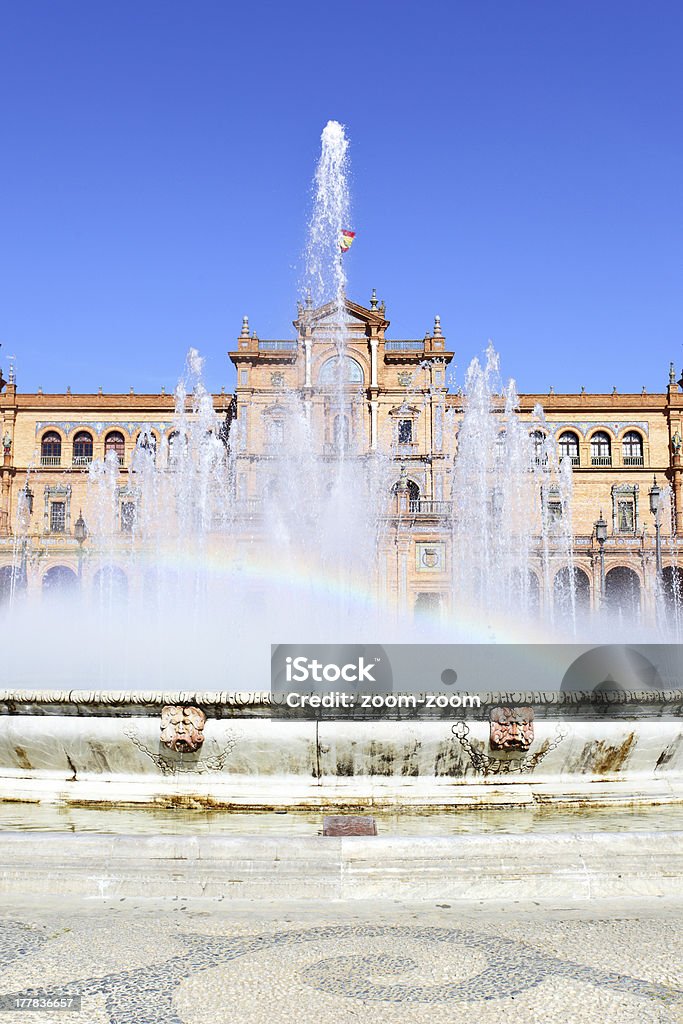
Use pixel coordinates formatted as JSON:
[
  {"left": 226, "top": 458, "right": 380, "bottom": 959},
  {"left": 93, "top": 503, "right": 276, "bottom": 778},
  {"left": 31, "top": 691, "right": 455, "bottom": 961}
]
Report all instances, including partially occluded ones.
[{"left": 294, "top": 296, "right": 389, "bottom": 334}]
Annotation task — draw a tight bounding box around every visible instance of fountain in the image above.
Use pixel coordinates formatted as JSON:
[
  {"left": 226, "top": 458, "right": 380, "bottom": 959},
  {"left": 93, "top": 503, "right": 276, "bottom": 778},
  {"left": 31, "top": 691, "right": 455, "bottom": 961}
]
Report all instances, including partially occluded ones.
[{"left": 0, "top": 120, "right": 681, "bottom": 818}]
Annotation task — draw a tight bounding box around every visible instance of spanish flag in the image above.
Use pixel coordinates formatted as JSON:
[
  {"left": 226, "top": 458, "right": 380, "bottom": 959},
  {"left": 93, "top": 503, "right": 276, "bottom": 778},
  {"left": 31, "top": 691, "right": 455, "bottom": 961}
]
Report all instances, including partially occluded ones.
[{"left": 339, "top": 229, "right": 356, "bottom": 254}]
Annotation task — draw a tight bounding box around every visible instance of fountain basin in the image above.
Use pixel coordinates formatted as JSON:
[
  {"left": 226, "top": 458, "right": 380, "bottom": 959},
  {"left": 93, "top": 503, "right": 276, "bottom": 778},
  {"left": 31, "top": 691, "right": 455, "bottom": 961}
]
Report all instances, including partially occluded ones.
[{"left": 0, "top": 689, "right": 682, "bottom": 810}]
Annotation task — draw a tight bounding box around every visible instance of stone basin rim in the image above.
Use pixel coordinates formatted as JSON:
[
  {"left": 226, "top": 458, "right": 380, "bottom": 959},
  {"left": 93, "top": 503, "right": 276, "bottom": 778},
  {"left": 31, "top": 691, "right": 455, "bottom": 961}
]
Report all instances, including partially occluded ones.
[{"left": 1, "top": 689, "right": 683, "bottom": 707}]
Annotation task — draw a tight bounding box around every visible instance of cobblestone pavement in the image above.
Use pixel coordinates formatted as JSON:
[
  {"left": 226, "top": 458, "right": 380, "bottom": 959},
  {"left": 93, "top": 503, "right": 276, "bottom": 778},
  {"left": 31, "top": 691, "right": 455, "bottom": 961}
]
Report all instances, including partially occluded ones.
[{"left": 0, "top": 899, "right": 681, "bottom": 1023}]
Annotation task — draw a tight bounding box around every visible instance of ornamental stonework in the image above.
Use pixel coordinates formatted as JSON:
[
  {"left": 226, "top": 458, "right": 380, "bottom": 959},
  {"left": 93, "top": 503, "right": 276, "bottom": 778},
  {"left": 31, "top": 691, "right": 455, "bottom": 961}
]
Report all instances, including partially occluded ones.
[
  {"left": 489, "top": 706, "right": 534, "bottom": 752},
  {"left": 160, "top": 706, "right": 206, "bottom": 753}
]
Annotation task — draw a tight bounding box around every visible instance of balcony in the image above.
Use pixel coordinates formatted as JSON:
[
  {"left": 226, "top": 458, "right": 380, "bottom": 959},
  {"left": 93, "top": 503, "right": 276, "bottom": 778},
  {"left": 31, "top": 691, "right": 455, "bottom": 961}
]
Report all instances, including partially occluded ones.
[
  {"left": 258, "top": 341, "right": 297, "bottom": 352},
  {"left": 409, "top": 499, "right": 453, "bottom": 516},
  {"left": 623, "top": 456, "right": 644, "bottom": 466},
  {"left": 385, "top": 341, "right": 424, "bottom": 352},
  {"left": 591, "top": 456, "right": 612, "bottom": 467},
  {"left": 40, "top": 455, "right": 61, "bottom": 467},
  {"left": 72, "top": 455, "right": 93, "bottom": 467}
]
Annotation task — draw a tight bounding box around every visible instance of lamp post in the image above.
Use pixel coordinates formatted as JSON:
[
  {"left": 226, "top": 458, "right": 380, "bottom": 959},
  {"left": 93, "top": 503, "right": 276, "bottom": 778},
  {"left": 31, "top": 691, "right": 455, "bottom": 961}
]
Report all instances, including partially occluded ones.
[
  {"left": 74, "top": 510, "right": 87, "bottom": 581},
  {"left": 594, "top": 511, "right": 607, "bottom": 605},
  {"left": 649, "top": 475, "right": 663, "bottom": 577}
]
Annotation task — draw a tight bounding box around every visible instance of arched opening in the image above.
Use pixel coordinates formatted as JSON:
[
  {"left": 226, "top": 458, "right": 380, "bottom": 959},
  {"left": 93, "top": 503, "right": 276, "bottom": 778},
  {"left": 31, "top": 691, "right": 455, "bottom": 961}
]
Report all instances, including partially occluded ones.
[
  {"left": 661, "top": 566, "right": 683, "bottom": 612},
  {"left": 508, "top": 569, "right": 540, "bottom": 615},
  {"left": 93, "top": 565, "right": 128, "bottom": 602},
  {"left": 104, "top": 431, "right": 125, "bottom": 465},
  {"left": 605, "top": 566, "right": 641, "bottom": 618},
  {"left": 319, "top": 355, "right": 364, "bottom": 386},
  {"left": 135, "top": 430, "right": 157, "bottom": 460},
  {"left": 72, "top": 431, "right": 93, "bottom": 466},
  {"left": 554, "top": 566, "right": 591, "bottom": 616},
  {"left": 590, "top": 431, "right": 612, "bottom": 466},
  {"left": 392, "top": 479, "right": 420, "bottom": 509},
  {"left": 167, "top": 430, "right": 188, "bottom": 465},
  {"left": 558, "top": 431, "right": 580, "bottom": 465},
  {"left": 0, "top": 565, "right": 23, "bottom": 604},
  {"left": 42, "top": 565, "right": 78, "bottom": 596},
  {"left": 40, "top": 431, "right": 62, "bottom": 466},
  {"left": 622, "top": 430, "right": 644, "bottom": 466}
]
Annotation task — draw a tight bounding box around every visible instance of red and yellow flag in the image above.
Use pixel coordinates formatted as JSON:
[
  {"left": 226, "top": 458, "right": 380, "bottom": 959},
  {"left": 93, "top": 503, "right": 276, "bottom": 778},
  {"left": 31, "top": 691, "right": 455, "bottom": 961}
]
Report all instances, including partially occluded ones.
[{"left": 339, "top": 229, "right": 356, "bottom": 254}]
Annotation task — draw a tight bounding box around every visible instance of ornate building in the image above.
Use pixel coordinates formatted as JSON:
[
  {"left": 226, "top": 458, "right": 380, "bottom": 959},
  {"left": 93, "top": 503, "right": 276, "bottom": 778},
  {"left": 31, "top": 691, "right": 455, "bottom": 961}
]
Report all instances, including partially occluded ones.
[{"left": 1, "top": 295, "right": 682, "bottom": 619}]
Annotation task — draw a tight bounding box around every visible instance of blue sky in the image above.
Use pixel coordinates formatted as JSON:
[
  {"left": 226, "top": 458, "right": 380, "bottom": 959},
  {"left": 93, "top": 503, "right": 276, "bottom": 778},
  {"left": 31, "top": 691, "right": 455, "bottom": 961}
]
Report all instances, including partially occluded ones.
[{"left": 0, "top": 1, "right": 681, "bottom": 396}]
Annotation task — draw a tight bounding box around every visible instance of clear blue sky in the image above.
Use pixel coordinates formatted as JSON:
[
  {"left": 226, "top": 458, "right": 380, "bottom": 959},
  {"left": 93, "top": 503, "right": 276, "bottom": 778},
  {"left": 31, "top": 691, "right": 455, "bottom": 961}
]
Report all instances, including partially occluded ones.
[{"left": 0, "top": 1, "right": 682, "bottom": 396}]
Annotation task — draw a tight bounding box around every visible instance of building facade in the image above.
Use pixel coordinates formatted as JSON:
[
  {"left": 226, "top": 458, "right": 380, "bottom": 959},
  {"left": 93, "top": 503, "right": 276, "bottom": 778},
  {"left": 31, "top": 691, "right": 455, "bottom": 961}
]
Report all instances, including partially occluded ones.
[{"left": 2, "top": 295, "right": 683, "bottom": 619}]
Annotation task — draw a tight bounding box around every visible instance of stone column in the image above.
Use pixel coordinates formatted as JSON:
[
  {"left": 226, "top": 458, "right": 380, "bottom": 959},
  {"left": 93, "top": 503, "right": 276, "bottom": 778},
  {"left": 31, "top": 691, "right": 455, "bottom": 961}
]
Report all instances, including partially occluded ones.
[
  {"left": 672, "top": 453, "right": 683, "bottom": 536},
  {"left": 370, "top": 400, "right": 378, "bottom": 451},
  {"left": 304, "top": 338, "right": 312, "bottom": 388}
]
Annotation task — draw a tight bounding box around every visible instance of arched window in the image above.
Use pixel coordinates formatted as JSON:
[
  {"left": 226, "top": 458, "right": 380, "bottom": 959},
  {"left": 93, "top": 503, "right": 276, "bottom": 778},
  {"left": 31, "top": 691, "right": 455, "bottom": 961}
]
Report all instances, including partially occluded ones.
[
  {"left": 590, "top": 431, "right": 612, "bottom": 466},
  {"left": 136, "top": 430, "right": 157, "bottom": 460},
  {"left": 622, "top": 431, "right": 644, "bottom": 465},
  {"left": 105, "top": 431, "right": 125, "bottom": 465},
  {"left": 72, "top": 431, "right": 93, "bottom": 466},
  {"left": 558, "top": 431, "right": 580, "bottom": 465},
  {"left": 495, "top": 431, "right": 507, "bottom": 460},
  {"left": 40, "top": 431, "right": 62, "bottom": 466},
  {"left": 319, "top": 355, "right": 364, "bottom": 386},
  {"left": 392, "top": 479, "right": 420, "bottom": 509},
  {"left": 167, "top": 430, "right": 187, "bottom": 465},
  {"left": 529, "top": 430, "right": 547, "bottom": 465}
]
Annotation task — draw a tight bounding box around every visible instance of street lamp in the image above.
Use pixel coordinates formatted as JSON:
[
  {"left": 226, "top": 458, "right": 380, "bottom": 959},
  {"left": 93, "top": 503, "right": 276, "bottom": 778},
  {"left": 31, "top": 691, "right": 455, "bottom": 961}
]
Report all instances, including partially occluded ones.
[
  {"left": 649, "top": 475, "right": 663, "bottom": 576},
  {"left": 19, "top": 481, "right": 33, "bottom": 516},
  {"left": 74, "top": 510, "right": 88, "bottom": 581},
  {"left": 594, "top": 511, "right": 607, "bottom": 604}
]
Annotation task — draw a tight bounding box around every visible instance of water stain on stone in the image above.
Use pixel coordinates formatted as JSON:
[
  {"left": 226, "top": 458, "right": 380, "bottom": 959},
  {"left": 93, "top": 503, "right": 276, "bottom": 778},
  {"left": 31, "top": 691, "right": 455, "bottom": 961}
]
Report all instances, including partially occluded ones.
[
  {"left": 13, "top": 746, "right": 32, "bottom": 770},
  {"left": 367, "top": 741, "right": 396, "bottom": 777},
  {"left": 570, "top": 733, "right": 636, "bottom": 775}
]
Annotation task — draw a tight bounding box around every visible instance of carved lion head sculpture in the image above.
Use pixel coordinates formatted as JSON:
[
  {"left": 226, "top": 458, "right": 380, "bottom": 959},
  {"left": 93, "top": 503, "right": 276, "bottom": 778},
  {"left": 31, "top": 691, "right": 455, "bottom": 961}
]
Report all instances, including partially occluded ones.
[{"left": 160, "top": 706, "right": 206, "bottom": 753}]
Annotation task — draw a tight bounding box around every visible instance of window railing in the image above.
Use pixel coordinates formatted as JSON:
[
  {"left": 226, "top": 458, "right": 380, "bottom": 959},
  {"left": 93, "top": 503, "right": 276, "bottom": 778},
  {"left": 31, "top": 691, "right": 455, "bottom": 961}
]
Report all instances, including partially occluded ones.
[
  {"left": 258, "top": 341, "right": 297, "bottom": 352},
  {"left": 409, "top": 499, "right": 453, "bottom": 515},
  {"left": 72, "top": 455, "right": 93, "bottom": 467},
  {"left": 623, "top": 456, "right": 644, "bottom": 466},
  {"left": 591, "top": 456, "right": 612, "bottom": 466},
  {"left": 40, "top": 455, "right": 61, "bottom": 467},
  {"left": 385, "top": 341, "right": 424, "bottom": 352}
]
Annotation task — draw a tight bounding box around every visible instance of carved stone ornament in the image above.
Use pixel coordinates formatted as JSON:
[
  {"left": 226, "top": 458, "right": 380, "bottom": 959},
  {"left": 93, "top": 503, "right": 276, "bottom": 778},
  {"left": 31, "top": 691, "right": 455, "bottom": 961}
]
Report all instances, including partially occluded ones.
[
  {"left": 489, "top": 706, "right": 534, "bottom": 751},
  {"left": 271, "top": 372, "right": 285, "bottom": 388},
  {"left": 672, "top": 431, "right": 682, "bottom": 455},
  {"left": 398, "top": 372, "right": 412, "bottom": 388},
  {"left": 160, "top": 705, "right": 206, "bottom": 753}
]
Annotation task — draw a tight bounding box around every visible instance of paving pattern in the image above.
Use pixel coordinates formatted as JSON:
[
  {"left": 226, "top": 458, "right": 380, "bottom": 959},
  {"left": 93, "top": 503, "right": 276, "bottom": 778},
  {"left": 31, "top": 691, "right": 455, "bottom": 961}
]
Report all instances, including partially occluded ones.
[{"left": 0, "top": 901, "right": 681, "bottom": 1023}]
